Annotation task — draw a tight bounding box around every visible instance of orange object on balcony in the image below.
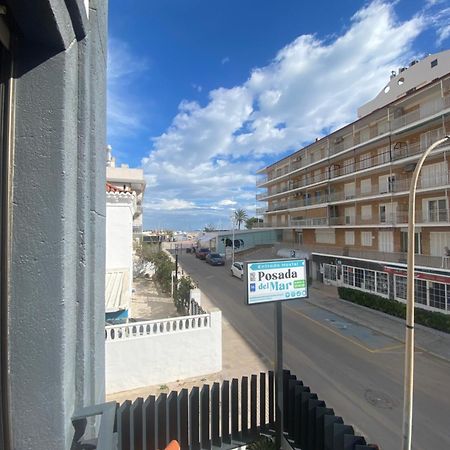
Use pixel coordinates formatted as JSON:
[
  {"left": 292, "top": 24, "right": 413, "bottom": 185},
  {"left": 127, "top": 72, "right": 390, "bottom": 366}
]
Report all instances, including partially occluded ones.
[{"left": 164, "top": 440, "right": 180, "bottom": 450}]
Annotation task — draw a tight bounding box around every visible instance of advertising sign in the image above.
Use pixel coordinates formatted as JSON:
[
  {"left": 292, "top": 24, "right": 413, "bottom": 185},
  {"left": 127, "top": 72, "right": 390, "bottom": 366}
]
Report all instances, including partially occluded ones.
[{"left": 246, "top": 259, "right": 308, "bottom": 305}]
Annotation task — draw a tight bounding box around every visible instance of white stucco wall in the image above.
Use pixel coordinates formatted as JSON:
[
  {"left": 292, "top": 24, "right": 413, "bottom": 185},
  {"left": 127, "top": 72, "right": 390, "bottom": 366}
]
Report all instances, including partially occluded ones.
[
  {"left": 105, "top": 310, "right": 222, "bottom": 393},
  {"left": 106, "top": 194, "right": 134, "bottom": 312},
  {"left": 106, "top": 196, "right": 134, "bottom": 271}
]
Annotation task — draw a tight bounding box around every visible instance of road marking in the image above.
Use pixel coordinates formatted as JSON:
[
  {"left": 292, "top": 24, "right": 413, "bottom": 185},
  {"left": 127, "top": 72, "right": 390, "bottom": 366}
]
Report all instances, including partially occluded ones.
[
  {"left": 372, "top": 343, "right": 404, "bottom": 353},
  {"left": 286, "top": 305, "right": 375, "bottom": 353}
]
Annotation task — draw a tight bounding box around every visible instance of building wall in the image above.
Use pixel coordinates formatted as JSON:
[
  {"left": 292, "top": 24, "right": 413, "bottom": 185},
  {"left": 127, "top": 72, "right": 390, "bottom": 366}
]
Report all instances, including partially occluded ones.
[
  {"left": 106, "top": 198, "right": 134, "bottom": 271},
  {"left": 105, "top": 311, "right": 222, "bottom": 393},
  {"left": 7, "top": 0, "right": 107, "bottom": 448}
]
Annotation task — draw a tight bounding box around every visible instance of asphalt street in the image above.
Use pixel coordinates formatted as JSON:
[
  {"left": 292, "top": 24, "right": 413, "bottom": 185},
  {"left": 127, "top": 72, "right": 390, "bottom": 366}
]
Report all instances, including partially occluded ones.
[{"left": 177, "top": 250, "right": 450, "bottom": 450}]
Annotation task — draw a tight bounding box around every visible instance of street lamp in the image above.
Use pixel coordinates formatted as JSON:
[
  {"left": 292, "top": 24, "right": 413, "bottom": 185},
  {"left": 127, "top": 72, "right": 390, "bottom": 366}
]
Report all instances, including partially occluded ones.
[
  {"left": 231, "top": 213, "right": 236, "bottom": 265},
  {"left": 402, "top": 135, "right": 450, "bottom": 450}
]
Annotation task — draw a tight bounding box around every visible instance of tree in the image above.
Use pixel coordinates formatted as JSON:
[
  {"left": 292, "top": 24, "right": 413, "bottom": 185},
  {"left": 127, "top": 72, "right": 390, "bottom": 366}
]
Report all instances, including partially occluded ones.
[
  {"left": 203, "top": 223, "right": 216, "bottom": 232},
  {"left": 234, "top": 209, "right": 248, "bottom": 230},
  {"left": 245, "top": 217, "right": 263, "bottom": 229}
]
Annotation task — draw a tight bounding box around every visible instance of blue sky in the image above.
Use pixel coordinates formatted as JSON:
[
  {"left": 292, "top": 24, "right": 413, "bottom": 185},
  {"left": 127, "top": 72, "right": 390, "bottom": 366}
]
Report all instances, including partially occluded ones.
[{"left": 107, "top": 0, "right": 450, "bottom": 231}]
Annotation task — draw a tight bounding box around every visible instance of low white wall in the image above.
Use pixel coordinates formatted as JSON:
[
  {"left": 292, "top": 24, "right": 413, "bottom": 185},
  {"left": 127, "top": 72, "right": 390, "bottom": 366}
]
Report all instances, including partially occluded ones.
[{"left": 105, "top": 311, "right": 222, "bottom": 394}]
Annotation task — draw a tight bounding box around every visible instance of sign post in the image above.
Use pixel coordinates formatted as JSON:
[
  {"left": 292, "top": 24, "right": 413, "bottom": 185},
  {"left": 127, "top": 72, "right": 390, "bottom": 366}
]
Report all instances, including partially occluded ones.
[{"left": 246, "top": 259, "right": 308, "bottom": 449}]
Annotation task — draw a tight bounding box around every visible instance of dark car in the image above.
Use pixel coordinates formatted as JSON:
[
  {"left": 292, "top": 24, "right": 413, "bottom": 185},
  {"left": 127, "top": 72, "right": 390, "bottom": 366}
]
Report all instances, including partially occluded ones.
[
  {"left": 205, "top": 253, "right": 225, "bottom": 266},
  {"left": 196, "top": 248, "right": 210, "bottom": 260}
]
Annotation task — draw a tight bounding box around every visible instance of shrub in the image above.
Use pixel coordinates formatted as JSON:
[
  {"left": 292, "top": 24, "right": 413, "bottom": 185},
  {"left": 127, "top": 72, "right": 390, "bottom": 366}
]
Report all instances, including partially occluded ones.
[
  {"left": 174, "top": 276, "right": 196, "bottom": 313},
  {"left": 337, "top": 287, "right": 450, "bottom": 334},
  {"left": 149, "top": 251, "right": 174, "bottom": 293}
]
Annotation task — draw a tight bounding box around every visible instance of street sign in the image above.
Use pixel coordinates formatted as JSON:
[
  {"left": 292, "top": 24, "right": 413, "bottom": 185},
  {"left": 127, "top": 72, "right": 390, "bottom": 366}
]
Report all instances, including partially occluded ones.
[{"left": 246, "top": 259, "right": 308, "bottom": 305}]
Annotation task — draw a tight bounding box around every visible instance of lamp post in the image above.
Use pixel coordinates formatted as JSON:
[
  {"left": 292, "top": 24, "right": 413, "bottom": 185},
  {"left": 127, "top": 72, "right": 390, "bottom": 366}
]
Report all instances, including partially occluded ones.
[
  {"left": 402, "top": 135, "right": 449, "bottom": 450},
  {"left": 231, "top": 214, "right": 235, "bottom": 265}
]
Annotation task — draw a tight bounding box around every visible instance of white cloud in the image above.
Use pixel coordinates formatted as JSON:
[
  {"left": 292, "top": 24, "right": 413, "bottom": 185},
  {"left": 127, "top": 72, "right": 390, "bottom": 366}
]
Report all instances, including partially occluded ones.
[
  {"left": 218, "top": 199, "right": 237, "bottom": 206},
  {"left": 221, "top": 57, "right": 230, "bottom": 65},
  {"left": 142, "top": 1, "right": 427, "bottom": 229},
  {"left": 145, "top": 199, "right": 196, "bottom": 211}
]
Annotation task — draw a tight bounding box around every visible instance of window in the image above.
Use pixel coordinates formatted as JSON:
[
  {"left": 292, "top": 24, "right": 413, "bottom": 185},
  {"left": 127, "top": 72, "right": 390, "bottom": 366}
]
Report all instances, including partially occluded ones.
[
  {"left": 360, "top": 178, "right": 372, "bottom": 195},
  {"left": 345, "top": 231, "right": 355, "bottom": 245},
  {"left": 429, "top": 232, "right": 450, "bottom": 257},
  {"left": 376, "top": 272, "right": 389, "bottom": 296},
  {"left": 400, "top": 231, "right": 422, "bottom": 254},
  {"left": 379, "top": 203, "right": 397, "bottom": 224},
  {"left": 315, "top": 229, "right": 336, "bottom": 244},
  {"left": 395, "top": 276, "right": 407, "bottom": 300},
  {"left": 345, "top": 207, "right": 355, "bottom": 225},
  {"left": 314, "top": 169, "right": 321, "bottom": 182},
  {"left": 343, "top": 266, "right": 354, "bottom": 286},
  {"left": 379, "top": 174, "right": 396, "bottom": 193},
  {"left": 425, "top": 198, "right": 447, "bottom": 222},
  {"left": 361, "top": 205, "right": 372, "bottom": 221},
  {"left": 344, "top": 182, "right": 355, "bottom": 199},
  {"left": 359, "top": 153, "right": 371, "bottom": 169},
  {"left": 378, "top": 147, "right": 390, "bottom": 164},
  {"left": 355, "top": 268, "right": 364, "bottom": 288},
  {"left": 421, "top": 161, "right": 448, "bottom": 188},
  {"left": 361, "top": 231, "right": 372, "bottom": 246},
  {"left": 431, "top": 58, "right": 438, "bottom": 68},
  {"left": 415, "top": 279, "right": 427, "bottom": 305},
  {"left": 343, "top": 158, "right": 355, "bottom": 174},
  {"left": 342, "top": 266, "right": 390, "bottom": 297},
  {"left": 324, "top": 264, "right": 337, "bottom": 282},
  {"left": 429, "top": 282, "right": 446, "bottom": 310},
  {"left": 379, "top": 231, "right": 394, "bottom": 252}
]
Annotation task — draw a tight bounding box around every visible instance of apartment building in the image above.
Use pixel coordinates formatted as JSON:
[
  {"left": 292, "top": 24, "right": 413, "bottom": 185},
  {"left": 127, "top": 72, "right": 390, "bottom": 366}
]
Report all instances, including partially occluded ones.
[
  {"left": 106, "top": 146, "right": 146, "bottom": 239},
  {"left": 256, "top": 50, "right": 450, "bottom": 315}
]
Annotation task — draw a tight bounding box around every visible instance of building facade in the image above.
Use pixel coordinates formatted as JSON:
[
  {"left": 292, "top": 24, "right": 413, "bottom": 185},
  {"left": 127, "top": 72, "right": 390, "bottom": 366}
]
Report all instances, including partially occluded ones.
[
  {"left": 1, "top": 1, "right": 107, "bottom": 448},
  {"left": 106, "top": 146, "right": 146, "bottom": 239},
  {"left": 256, "top": 50, "right": 450, "bottom": 315}
]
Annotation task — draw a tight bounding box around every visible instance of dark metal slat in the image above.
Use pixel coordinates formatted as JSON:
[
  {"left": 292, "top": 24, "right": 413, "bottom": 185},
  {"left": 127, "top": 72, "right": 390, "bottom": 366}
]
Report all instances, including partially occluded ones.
[
  {"left": 143, "top": 396, "right": 156, "bottom": 450},
  {"left": 221, "top": 380, "right": 231, "bottom": 444},
  {"left": 211, "top": 382, "right": 221, "bottom": 447}
]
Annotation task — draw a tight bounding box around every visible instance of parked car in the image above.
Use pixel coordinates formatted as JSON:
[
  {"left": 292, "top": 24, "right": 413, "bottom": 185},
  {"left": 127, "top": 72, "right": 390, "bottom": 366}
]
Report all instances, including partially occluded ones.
[
  {"left": 196, "top": 248, "right": 210, "bottom": 260},
  {"left": 205, "top": 253, "right": 225, "bottom": 266},
  {"left": 231, "top": 262, "right": 244, "bottom": 280}
]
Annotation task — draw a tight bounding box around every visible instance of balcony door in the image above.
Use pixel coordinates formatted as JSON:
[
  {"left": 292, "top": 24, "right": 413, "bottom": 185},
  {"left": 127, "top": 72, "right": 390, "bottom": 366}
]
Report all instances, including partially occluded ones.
[{"left": 378, "top": 231, "right": 394, "bottom": 253}]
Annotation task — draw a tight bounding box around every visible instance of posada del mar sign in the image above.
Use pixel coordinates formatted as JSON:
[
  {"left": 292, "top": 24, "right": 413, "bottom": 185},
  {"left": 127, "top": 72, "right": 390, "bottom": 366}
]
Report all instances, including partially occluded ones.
[{"left": 246, "top": 259, "right": 308, "bottom": 305}]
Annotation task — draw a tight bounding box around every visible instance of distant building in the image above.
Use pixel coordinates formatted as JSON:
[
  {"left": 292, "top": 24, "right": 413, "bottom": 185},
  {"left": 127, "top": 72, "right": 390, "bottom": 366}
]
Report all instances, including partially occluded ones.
[
  {"left": 105, "top": 183, "right": 136, "bottom": 322},
  {"left": 106, "top": 145, "right": 146, "bottom": 239},
  {"left": 256, "top": 50, "right": 450, "bottom": 314}
]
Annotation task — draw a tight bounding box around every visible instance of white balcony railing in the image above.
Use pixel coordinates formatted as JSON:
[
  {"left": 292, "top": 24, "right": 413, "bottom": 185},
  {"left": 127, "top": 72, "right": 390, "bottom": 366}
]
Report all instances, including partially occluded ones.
[{"left": 105, "top": 314, "right": 211, "bottom": 342}]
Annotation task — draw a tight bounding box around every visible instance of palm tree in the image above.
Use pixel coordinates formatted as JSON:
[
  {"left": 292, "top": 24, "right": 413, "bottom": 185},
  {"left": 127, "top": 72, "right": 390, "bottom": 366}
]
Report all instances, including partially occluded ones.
[{"left": 234, "top": 209, "right": 248, "bottom": 230}]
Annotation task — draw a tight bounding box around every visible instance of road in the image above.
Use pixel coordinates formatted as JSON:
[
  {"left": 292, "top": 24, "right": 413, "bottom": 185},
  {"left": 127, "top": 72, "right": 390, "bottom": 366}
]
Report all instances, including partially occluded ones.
[{"left": 176, "top": 250, "right": 450, "bottom": 450}]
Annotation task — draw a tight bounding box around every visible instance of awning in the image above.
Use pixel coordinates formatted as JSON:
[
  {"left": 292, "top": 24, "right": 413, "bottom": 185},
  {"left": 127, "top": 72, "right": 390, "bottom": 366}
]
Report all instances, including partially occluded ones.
[{"left": 105, "top": 270, "right": 130, "bottom": 313}]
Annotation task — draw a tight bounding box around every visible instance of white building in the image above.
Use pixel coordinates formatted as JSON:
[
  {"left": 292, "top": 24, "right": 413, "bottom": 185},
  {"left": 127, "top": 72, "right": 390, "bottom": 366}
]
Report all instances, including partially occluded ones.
[
  {"left": 106, "top": 146, "right": 146, "bottom": 239},
  {"left": 105, "top": 183, "right": 136, "bottom": 321}
]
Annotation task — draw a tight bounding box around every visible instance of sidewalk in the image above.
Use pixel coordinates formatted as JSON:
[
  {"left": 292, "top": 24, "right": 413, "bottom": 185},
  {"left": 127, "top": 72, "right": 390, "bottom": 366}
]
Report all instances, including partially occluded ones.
[{"left": 309, "top": 284, "right": 450, "bottom": 363}]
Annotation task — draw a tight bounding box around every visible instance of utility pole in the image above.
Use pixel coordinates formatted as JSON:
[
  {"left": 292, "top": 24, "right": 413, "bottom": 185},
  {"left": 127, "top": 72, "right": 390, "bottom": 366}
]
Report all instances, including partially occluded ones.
[{"left": 174, "top": 253, "right": 178, "bottom": 300}]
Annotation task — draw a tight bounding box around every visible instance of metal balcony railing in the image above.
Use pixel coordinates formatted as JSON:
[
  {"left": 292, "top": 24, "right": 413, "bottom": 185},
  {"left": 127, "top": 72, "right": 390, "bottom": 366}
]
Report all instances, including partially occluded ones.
[
  {"left": 391, "top": 95, "right": 450, "bottom": 131},
  {"left": 257, "top": 137, "right": 448, "bottom": 202},
  {"left": 290, "top": 209, "right": 450, "bottom": 228},
  {"left": 256, "top": 95, "right": 449, "bottom": 187}
]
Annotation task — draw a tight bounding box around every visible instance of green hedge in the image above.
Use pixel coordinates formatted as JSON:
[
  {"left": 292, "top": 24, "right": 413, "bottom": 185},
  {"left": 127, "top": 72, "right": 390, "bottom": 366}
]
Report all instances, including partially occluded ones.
[
  {"left": 337, "top": 287, "right": 450, "bottom": 334},
  {"left": 149, "top": 251, "right": 174, "bottom": 294}
]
